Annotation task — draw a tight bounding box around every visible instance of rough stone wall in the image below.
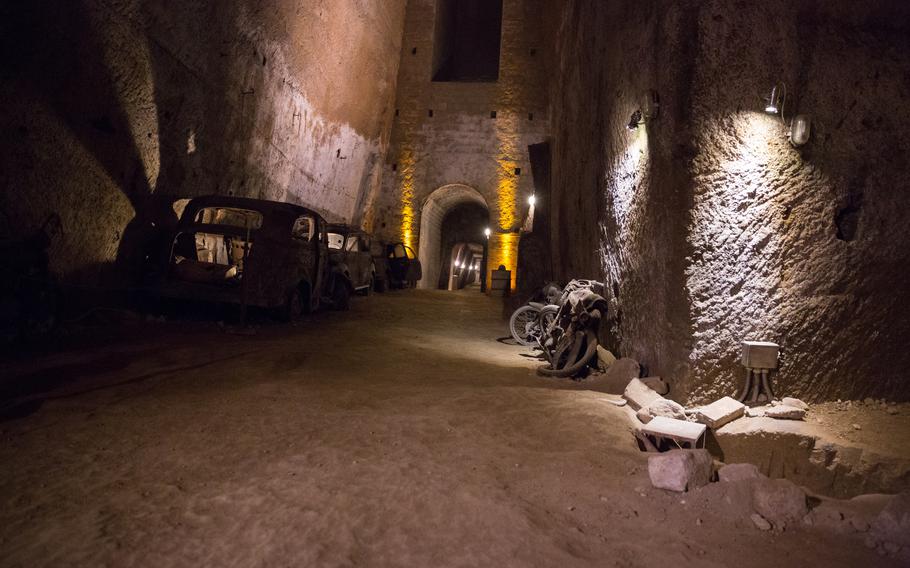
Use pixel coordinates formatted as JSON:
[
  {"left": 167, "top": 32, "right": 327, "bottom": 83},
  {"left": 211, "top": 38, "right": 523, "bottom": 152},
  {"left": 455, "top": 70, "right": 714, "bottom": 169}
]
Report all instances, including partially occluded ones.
[
  {"left": 550, "top": 0, "right": 910, "bottom": 402},
  {"left": 0, "top": 0, "right": 406, "bottom": 285},
  {"left": 368, "top": 0, "right": 551, "bottom": 289}
]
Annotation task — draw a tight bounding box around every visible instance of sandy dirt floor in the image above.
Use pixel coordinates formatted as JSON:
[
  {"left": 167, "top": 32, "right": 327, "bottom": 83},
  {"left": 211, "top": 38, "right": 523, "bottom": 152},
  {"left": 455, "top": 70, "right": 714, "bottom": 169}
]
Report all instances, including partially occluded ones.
[{"left": 0, "top": 290, "right": 904, "bottom": 567}]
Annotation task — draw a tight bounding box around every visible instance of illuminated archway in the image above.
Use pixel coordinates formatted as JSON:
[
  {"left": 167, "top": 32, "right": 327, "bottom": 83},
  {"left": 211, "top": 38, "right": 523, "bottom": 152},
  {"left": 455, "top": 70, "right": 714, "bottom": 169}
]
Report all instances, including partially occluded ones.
[{"left": 417, "top": 184, "right": 488, "bottom": 290}]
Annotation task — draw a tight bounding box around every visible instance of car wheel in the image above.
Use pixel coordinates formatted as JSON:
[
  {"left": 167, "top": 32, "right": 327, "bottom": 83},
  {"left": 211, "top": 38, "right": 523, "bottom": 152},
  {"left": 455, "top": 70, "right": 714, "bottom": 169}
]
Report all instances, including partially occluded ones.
[{"left": 331, "top": 281, "right": 351, "bottom": 311}]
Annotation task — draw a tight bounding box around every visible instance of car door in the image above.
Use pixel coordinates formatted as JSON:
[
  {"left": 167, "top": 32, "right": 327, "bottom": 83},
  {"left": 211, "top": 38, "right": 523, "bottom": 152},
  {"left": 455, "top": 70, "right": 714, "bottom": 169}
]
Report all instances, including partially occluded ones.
[{"left": 343, "top": 233, "right": 362, "bottom": 287}]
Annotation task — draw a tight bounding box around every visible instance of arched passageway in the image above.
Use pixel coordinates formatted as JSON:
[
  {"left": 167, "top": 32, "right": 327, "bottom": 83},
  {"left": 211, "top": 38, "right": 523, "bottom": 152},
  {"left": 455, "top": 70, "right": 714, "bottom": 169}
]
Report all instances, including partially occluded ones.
[{"left": 417, "top": 184, "right": 488, "bottom": 290}]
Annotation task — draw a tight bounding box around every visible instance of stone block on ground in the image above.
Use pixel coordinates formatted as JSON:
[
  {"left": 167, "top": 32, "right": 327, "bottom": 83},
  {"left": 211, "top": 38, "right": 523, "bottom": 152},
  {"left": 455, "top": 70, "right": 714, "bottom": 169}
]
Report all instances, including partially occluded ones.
[
  {"left": 718, "top": 463, "right": 764, "bottom": 483},
  {"left": 596, "top": 345, "right": 616, "bottom": 370},
  {"left": 765, "top": 405, "right": 806, "bottom": 420},
  {"left": 648, "top": 449, "right": 714, "bottom": 492},
  {"left": 745, "top": 406, "right": 767, "bottom": 418},
  {"left": 644, "top": 398, "right": 687, "bottom": 421},
  {"left": 866, "top": 492, "right": 910, "bottom": 562},
  {"left": 636, "top": 408, "right": 653, "bottom": 424},
  {"left": 751, "top": 478, "right": 808, "bottom": 529},
  {"left": 623, "top": 378, "right": 663, "bottom": 410},
  {"left": 694, "top": 396, "right": 746, "bottom": 428},
  {"left": 641, "top": 376, "right": 670, "bottom": 395},
  {"left": 781, "top": 397, "right": 808, "bottom": 410},
  {"left": 751, "top": 513, "right": 772, "bottom": 531}
]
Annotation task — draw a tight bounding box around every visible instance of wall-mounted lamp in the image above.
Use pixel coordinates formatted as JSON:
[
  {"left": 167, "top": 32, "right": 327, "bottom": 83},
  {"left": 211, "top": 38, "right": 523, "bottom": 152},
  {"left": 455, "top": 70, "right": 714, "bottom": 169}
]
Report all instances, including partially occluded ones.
[
  {"left": 765, "top": 84, "right": 783, "bottom": 114},
  {"left": 790, "top": 114, "right": 811, "bottom": 146},
  {"left": 528, "top": 195, "right": 536, "bottom": 206},
  {"left": 483, "top": 227, "right": 491, "bottom": 238},
  {"left": 642, "top": 90, "right": 660, "bottom": 120},
  {"left": 763, "top": 82, "right": 812, "bottom": 146}
]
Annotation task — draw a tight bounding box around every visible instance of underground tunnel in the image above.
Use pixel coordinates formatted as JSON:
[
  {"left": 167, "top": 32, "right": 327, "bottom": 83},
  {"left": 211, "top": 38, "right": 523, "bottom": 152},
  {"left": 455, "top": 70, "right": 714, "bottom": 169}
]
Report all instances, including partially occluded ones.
[{"left": 1, "top": 0, "right": 910, "bottom": 566}]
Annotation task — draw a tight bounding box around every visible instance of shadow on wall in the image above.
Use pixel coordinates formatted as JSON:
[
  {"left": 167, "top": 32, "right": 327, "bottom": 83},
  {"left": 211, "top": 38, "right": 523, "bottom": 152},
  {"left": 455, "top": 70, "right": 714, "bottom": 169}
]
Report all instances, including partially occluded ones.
[{"left": 0, "top": 0, "right": 267, "bottom": 289}]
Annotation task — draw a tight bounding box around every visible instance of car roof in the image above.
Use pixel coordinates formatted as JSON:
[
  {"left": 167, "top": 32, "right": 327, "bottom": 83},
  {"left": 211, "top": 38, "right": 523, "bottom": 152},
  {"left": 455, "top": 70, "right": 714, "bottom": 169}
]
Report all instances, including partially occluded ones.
[{"left": 183, "top": 195, "right": 322, "bottom": 219}]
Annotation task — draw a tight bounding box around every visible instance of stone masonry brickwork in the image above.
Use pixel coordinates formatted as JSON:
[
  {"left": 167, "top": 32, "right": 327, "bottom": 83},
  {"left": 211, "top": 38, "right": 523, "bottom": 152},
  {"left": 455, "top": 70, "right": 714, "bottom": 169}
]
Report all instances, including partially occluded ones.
[
  {"left": 368, "top": 0, "right": 551, "bottom": 289},
  {"left": 549, "top": 0, "right": 910, "bottom": 403},
  {"left": 0, "top": 0, "right": 406, "bottom": 286}
]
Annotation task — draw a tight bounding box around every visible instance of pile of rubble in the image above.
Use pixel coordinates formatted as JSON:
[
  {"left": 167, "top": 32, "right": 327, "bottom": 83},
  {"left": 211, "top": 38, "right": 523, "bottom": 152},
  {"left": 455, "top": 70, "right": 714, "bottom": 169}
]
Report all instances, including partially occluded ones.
[{"left": 596, "top": 351, "right": 910, "bottom": 561}]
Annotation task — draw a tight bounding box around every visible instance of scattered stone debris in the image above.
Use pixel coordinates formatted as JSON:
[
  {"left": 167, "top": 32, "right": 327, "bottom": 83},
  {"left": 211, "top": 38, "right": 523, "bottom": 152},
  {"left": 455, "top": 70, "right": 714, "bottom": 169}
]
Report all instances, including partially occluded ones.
[
  {"left": 781, "top": 397, "right": 808, "bottom": 410},
  {"left": 718, "top": 463, "right": 764, "bottom": 483},
  {"left": 639, "top": 398, "right": 687, "bottom": 422},
  {"left": 745, "top": 406, "right": 766, "bottom": 418},
  {"left": 866, "top": 492, "right": 910, "bottom": 562},
  {"left": 852, "top": 423, "right": 862, "bottom": 430},
  {"left": 694, "top": 396, "right": 745, "bottom": 428},
  {"left": 751, "top": 513, "right": 772, "bottom": 531},
  {"left": 764, "top": 404, "right": 806, "bottom": 420},
  {"left": 623, "top": 378, "right": 663, "bottom": 411},
  {"left": 751, "top": 478, "right": 808, "bottom": 530},
  {"left": 647, "top": 449, "right": 714, "bottom": 492},
  {"left": 886, "top": 406, "right": 899, "bottom": 415}
]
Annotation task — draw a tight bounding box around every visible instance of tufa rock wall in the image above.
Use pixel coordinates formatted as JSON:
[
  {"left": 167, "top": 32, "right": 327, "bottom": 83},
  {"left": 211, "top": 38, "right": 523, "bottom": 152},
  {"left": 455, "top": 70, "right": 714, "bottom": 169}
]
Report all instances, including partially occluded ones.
[
  {"left": 0, "top": 0, "right": 406, "bottom": 286},
  {"left": 549, "top": 0, "right": 910, "bottom": 402}
]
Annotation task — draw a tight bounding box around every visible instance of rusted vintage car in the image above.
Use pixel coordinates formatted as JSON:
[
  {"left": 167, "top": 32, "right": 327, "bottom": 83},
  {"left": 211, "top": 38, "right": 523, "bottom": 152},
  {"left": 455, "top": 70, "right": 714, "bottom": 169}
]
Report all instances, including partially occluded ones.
[
  {"left": 149, "top": 196, "right": 352, "bottom": 318},
  {"left": 385, "top": 242, "right": 422, "bottom": 289},
  {"left": 326, "top": 224, "right": 376, "bottom": 295}
]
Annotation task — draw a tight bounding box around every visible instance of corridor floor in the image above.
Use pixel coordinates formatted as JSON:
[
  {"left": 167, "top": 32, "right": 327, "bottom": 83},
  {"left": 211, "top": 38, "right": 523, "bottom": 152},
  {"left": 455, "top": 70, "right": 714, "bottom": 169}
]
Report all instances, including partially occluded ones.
[{"left": 0, "top": 291, "right": 898, "bottom": 567}]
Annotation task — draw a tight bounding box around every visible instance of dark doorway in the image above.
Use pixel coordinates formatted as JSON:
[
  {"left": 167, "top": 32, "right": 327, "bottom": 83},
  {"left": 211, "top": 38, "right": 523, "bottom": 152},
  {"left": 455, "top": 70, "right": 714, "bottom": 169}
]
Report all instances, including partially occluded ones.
[
  {"left": 437, "top": 202, "right": 489, "bottom": 289},
  {"left": 432, "top": 0, "right": 503, "bottom": 82}
]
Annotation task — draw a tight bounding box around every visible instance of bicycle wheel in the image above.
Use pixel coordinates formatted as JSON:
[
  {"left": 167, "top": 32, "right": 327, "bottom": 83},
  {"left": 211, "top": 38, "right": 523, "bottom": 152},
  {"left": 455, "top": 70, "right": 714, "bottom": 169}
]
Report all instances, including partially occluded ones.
[{"left": 509, "top": 305, "right": 540, "bottom": 346}]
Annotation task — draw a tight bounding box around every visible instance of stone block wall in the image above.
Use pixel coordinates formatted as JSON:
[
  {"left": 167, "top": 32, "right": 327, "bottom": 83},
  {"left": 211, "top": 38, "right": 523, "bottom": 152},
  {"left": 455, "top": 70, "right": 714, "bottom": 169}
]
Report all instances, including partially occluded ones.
[
  {"left": 0, "top": 0, "right": 406, "bottom": 286},
  {"left": 368, "top": 0, "right": 551, "bottom": 289},
  {"left": 549, "top": 0, "right": 910, "bottom": 402}
]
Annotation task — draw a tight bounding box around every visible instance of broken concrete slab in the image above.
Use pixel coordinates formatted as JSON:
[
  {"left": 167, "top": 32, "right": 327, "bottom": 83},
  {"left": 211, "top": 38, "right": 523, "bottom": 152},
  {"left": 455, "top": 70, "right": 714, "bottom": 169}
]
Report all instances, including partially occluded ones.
[
  {"left": 765, "top": 405, "right": 806, "bottom": 421},
  {"left": 623, "top": 378, "right": 662, "bottom": 411},
  {"left": 694, "top": 396, "right": 746, "bottom": 429},
  {"left": 718, "top": 463, "right": 764, "bottom": 483},
  {"left": 641, "top": 376, "right": 669, "bottom": 395},
  {"left": 645, "top": 398, "right": 687, "bottom": 421},
  {"left": 751, "top": 478, "right": 808, "bottom": 529},
  {"left": 641, "top": 416, "right": 707, "bottom": 448},
  {"left": 636, "top": 408, "right": 653, "bottom": 424},
  {"left": 782, "top": 397, "right": 808, "bottom": 410},
  {"left": 648, "top": 449, "right": 714, "bottom": 492}
]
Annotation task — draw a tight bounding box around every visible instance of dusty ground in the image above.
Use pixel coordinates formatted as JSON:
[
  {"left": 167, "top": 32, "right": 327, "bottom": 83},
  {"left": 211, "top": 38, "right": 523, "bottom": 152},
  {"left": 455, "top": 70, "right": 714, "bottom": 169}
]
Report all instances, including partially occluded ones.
[{"left": 0, "top": 290, "right": 904, "bottom": 567}]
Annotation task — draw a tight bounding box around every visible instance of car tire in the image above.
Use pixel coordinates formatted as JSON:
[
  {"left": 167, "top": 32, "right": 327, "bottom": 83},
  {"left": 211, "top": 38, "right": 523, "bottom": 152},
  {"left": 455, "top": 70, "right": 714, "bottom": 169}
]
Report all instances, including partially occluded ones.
[{"left": 331, "top": 281, "right": 351, "bottom": 311}]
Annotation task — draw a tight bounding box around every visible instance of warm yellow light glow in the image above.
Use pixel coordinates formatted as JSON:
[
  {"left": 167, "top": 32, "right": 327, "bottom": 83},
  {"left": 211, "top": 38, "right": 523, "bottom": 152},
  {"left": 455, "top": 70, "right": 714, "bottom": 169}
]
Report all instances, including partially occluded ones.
[
  {"left": 398, "top": 149, "right": 417, "bottom": 249},
  {"left": 528, "top": 194, "right": 536, "bottom": 206},
  {"left": 487, "top": 231, "right": 519, "bottom": 290}
]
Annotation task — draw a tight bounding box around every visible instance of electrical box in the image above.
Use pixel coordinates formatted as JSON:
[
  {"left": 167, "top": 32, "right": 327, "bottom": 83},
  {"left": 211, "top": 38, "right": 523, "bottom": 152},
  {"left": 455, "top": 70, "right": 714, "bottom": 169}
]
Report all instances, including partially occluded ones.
[{"left": 741, "top": 341, "right": 779, "bottom": 369}]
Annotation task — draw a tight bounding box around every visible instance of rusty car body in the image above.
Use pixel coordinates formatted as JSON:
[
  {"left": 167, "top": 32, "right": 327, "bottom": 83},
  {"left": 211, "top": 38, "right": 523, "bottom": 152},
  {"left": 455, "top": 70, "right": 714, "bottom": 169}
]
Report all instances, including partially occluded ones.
[
  {"left": 149, "top": 195, "right": 352, "bottom": 318},
  {"left": 326, "top": 224, "right": 376, "bottom": 295},
  {"left": 385, "top": 242, "right": 422, "bottom": 289}
]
